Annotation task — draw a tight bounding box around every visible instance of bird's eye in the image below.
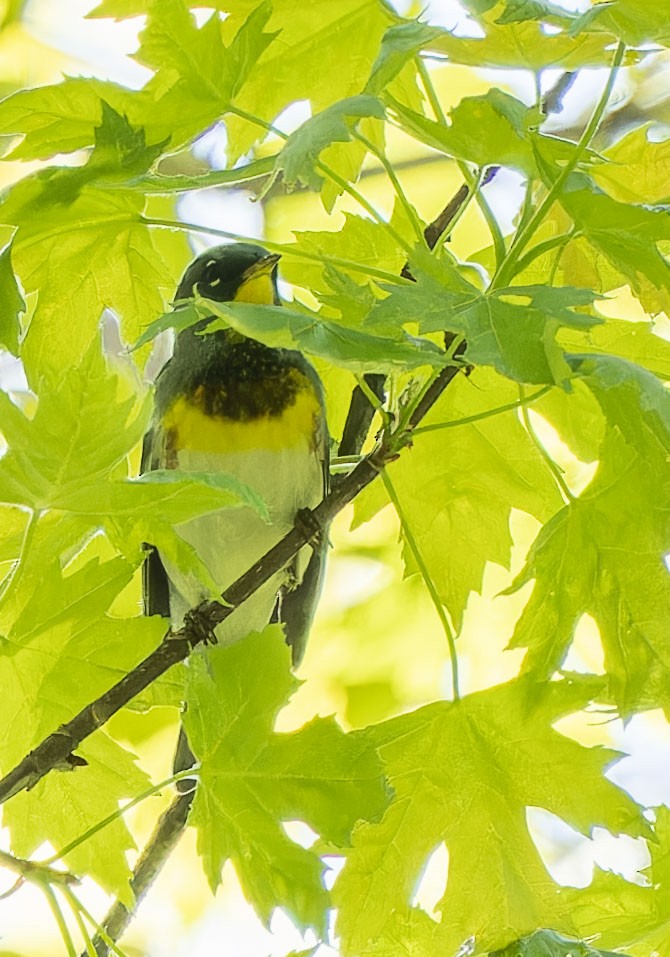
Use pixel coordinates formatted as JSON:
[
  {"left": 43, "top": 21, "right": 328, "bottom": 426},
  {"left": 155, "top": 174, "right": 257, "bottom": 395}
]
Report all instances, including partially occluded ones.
[{"left": 201, "top": 262, "right": 223, "bottom": 290}]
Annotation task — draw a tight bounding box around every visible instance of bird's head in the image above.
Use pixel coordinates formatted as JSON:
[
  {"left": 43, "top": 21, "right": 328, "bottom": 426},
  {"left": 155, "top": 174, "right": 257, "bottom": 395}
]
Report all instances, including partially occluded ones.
[{"left": 175, "top": 243, "right": 281, "bottom": 306}]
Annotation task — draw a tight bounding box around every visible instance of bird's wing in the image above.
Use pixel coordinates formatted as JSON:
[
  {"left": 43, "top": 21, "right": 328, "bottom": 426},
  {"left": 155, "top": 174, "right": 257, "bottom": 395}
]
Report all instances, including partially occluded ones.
[
  {"left": 281, "top": 541, "right": 328, "bottom": 666},
  {"left": 141, "top": 427, "right": 171, "bottom": 619},
  {"left": 279, "top": 409, "right": 330, "bottom": 666}
]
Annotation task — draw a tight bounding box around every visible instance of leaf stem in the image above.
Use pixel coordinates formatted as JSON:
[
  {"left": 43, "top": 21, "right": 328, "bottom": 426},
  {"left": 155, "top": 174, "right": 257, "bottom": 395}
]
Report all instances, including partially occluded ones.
[
  {"left": 61, "top": 889, "right": 96, "bottom": 957},
  {"left": 519, "top": 384, "right": 574, "bottom": 503},
  {"left": 548, "top": 230, "right": 574, "bottom": 285},
  {"left": 102, "top": 155, "right": 277, "bottom": 194},
  {"left": 416, "top": 56, "right": 447, "bottom": 124},
  {"left": 412, "top": 385, "right": 551, "bottom": 434},
  {"left": 44, "top": 769, "right": 194, "bottom": 865},
  {"left": 492, "top": 40, "right": 625, "bottom": 289},
  {"left": 63, "top": 886, "right": 130, "bottom": 957},
  {"left": 381, "top": 468, "right": 460, "bottom": 701},
  {"left": 416, "top": 58, "right": 505, "bottom": 263},
  {"left": 461, "top": 162, "right": 506, "bottom": 270},
  {"left": 516, "top": 174, "right": 537, "bottom": 236},
  {"left": 438, "top": 162, "right": 481, "bottom": 242},
  {"left": 512, "top": 229, "right": 579, "bottom": 277},
  {"left": 140, "top": 216, "right": 411, "bottom": 285},
  {"left": 0, "top": 507, "right": 40, "bottom": 603},
  {"left": 353, "top": 129, "right": 425, "bottom": 244},
  {"left": 394, "top": 335, "right": 465, "bottom": 438},
  {"left": 227, "top": 105, "right": 413, "bottom": 253},
  {"left": 44, "top": 885, "right": 77, "bottom": 957},
  {"left": 355, "top": 373, "right": 391, "bottom": 429}
]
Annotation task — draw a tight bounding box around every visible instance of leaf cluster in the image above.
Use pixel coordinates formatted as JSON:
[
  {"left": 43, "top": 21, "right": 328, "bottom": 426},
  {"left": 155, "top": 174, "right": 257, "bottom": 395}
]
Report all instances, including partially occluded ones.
[{"left": 0, "top": 1, "right": 669, "bottom": 956}]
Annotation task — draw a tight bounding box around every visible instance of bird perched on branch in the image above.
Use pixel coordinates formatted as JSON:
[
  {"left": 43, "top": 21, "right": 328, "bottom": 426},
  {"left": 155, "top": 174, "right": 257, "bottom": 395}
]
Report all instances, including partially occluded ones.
[{"left": 141, "top": 242, "right": 329, "bottom": 779}]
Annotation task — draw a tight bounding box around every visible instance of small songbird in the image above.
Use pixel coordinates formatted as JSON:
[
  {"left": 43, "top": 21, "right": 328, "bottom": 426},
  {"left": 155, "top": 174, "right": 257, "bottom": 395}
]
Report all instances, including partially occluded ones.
[{"left": 141, "top": 242, "right": 329, "bottom": 779}]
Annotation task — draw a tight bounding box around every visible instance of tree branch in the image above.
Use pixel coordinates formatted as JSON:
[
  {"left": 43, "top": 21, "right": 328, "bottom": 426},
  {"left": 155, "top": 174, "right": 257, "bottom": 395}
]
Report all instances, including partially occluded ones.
[
  {"left": 0, "top": 365, "right": 460, "bottom": 809},
  {"left": 90, "top": 792, "right": 194, "bottom": 957},
  {"left": 337, "top": 67, "right": 578, "bottom": 459},
  {"left": 337, "top": 175, "right": 481, "bottom": 460}
]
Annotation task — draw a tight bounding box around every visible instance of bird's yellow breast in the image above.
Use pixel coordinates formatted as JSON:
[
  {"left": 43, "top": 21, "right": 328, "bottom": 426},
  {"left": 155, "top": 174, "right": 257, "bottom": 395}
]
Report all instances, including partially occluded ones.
[{"left": 162, "top": 387, "right": 321, "bottom": 454}]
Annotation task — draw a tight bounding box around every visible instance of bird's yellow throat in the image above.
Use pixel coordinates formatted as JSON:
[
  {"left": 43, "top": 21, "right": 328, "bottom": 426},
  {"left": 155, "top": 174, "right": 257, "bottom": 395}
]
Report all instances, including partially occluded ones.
[{"left": 234, "top": 271, "right": 275, "bottom": 304}]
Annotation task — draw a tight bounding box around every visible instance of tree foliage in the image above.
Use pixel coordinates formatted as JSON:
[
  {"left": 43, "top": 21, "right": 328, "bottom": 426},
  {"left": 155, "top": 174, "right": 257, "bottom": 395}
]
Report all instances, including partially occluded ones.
[{"left": 0, "top": 1, "right": 669, "bottom": 955}]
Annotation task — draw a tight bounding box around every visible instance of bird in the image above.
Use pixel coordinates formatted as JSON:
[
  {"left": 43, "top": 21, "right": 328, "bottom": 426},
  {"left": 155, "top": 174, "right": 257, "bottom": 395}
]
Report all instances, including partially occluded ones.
[{"left": 141, "top": 242, "right": 329, "bottom": 782}]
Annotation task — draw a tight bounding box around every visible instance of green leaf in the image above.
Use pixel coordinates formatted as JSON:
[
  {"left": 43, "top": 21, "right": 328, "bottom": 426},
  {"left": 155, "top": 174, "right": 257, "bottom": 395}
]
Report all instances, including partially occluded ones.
[
  {"left": 0, "top": 552, "right": 166, "bottom": 899},
  {"left": 427, "top": 7, "right": 615, "bottom": 70},
  {"left": 136, "top": 0, "right": 278, "bottom": 146},
  {"left": 216, "top": 0, "right": 393, "bottom": 163},
  {"left": 0, "top": 341, "right": 150, "bottom": 509},
  {"left": 283, "top": 211, "right": 412, "bottom": 295},
  {"left": 493, "top": 928, "right": 625, "bottom": 957},
  {"left": 335, "top": 676, "right": 645, "bottom": 955},
  {"left": 568, "top": 806, "right": 670, "bottom": 951},
  {"left": 354, "top": 368, "right": 562, "bottom": 628},
  {"left": 56, "top": 470, "right": 268, "bottom": 521},
  {"left": 185, "top": 626, "right": 389, "bottom": 931},
  {"left": 390, "top": 90, "right": 600, "bottom": 177},
  {"left": 0, "top": 512, "right": 94, "bottom": 640},
  {"left": 576, "top": 0, "right": 670, "bottom": 46},
  {"left": 508, "top": 354, "right": 670, "bottom": 714},
  {"left": 131, "top": 154, "right": 276, "bottom": 194},
  {"left": 494, "top": 0, "right": 577, "bottom": 26},
  {"left": 534, "top": 377, "right": 606, "bottom": 463},
  {"left": 87, "top": 100, "right": 167, "bottom": 182},
  {"left": 310, "top": 264, "right": 379, "bottom": 327},
  {"left": 0, "top": 241, "right": 24, "bottom": 356},
  {"left": 201, "top": 300, "right": 448, "bottom": 373},
  {"left": 365, "top": 21, "right": 446, "bottom": 95},
  {"left": 368, "top": 263, "right": 600, "bottom": 384},
  {"left": 391, "top": 89, "right": 538, "bottom": 174},
  {"left": 558, "top": 175, "right": 670, "bottom": 316},
  {"left": 275, "top": 95, "right": 385, "bottom": 192},
  {"left": 0, "top": 78, "right": 134, "bottom": 161},
  {"left": 7, "top": 554, "right": 134, "bottom": 647},
  {"left": 1, "top": 103, "right": 166, "bottom": 210},
  {"left": 558, "top": 317, "right": 670, "bottom": 383},
  {"left": 0, "top": 505, "right": 29, "bottom": 566},
  {"left": 594, "top": 125, "right": 670, "bottom": 204},
  {"left": 0, "top": 1, "right": 278, "bottom": 161},
  {"left": 0, "top": 177, "right": 174, "bottom": 374},
  {"left": 76, "top": 471, "right": 270, "bottom": 592},
  {"left": 5, "top": 731, "right": 149, "bottom": 903}
]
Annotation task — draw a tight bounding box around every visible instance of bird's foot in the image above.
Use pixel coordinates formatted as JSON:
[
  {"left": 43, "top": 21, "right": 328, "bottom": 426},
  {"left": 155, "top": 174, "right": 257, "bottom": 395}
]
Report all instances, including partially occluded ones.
[
  {"left": 295, "top": 507, "right": 324, "bottom": 550},
  {"left": 183, "top": 603, "right": 219, "bottom": 646}
]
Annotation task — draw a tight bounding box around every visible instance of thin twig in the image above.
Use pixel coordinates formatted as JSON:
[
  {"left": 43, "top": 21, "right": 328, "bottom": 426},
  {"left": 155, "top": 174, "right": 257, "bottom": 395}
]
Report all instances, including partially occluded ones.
[
  {"left": 381, "top": 469, "right": 460, "bottom": 700},
  {"left": 541, "top": 71, "right": 577, "bottom": 115},
  {"left": 87, "top": 793, "right": 194, "bottom": 957}
]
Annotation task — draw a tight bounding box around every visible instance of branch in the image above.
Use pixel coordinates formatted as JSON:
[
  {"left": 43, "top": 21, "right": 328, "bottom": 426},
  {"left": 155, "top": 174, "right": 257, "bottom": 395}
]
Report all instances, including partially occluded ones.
[
  {"left": 541, "top": 71, "right": 577, "bottom": 116},
  {"left": 338, "top": 176, "right": 481, "bottom": 459},
  {"left": 0, "top": 368, "right": 459, "bottom": 809},
  {"left": 89, "top": 792, "right": 193, "bottom": 957},
  {"left": 337, "top": 67, "right": 580, "bottom": 458}
]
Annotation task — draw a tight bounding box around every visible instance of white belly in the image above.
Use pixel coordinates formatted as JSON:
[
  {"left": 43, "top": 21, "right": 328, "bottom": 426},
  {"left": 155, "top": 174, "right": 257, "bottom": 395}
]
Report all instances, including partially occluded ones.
[{"left": 163, "top": 445, "right": 322, "bottom": 644}]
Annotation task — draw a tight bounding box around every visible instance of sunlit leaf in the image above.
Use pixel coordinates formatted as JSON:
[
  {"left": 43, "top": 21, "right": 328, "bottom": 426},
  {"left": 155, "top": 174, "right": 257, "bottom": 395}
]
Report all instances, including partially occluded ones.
[
  {"left": 186, "top": 626, "right": 388, "bottom": 931},
  {"left": 335, "top": 676, "right": 645, "bottom": 955}
]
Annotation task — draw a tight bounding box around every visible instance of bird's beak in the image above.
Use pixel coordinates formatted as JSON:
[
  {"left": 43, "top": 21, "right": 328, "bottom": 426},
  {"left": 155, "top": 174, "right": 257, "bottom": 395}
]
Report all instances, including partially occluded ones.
[{"left": 240, "top": 253, "right": 281, "bottom": 284}]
